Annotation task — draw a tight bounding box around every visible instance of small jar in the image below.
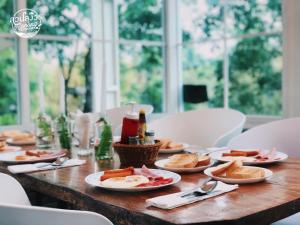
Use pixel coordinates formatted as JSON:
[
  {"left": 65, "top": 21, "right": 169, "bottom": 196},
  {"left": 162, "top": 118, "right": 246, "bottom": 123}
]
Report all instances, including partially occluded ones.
[
  {"left": 144, "top": 131, "right": 155, "bottom": 145},
  {"left": 128, "top": 136, "right": 139, "bottom": 145}
]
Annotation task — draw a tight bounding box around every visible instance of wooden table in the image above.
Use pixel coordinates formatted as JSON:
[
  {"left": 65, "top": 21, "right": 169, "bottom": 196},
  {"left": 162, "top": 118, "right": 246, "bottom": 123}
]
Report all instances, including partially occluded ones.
[{"left": 1, "top": 150, "right": 300, "bottom": 225}]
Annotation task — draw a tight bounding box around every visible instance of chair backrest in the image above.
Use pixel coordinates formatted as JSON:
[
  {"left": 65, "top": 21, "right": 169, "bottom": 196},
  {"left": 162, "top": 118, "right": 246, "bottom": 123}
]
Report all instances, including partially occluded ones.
[
  {"left": 228, "top": 117, "right": 300, "bottom": 156},
  {"left": 0, "top": 173, "right": 31, "bottom": 206},
  {"left": 148, "top": 108, "right": 245, "bottom": 148},
  {"left": 106, "top": 104, "right": 154, "bottom": 134},
  {"left": 0, "top": 204, "right": 113, "bottom": 225}
]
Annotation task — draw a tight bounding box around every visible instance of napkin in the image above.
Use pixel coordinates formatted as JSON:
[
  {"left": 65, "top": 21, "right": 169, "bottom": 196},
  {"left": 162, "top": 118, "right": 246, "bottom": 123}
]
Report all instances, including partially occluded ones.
[
  {"left": 7, "top": 159, "right": 86, "bottom": 174},
  {"left": 146, "top": 181, "right": 238, "bottom": 209}
]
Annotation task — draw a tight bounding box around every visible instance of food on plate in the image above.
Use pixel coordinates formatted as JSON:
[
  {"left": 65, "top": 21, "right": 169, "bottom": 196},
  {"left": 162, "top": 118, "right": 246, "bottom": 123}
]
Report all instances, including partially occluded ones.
[
  {"left": 0, "top": 141, "right": 6, "bottom": 151},
  {"left": 220, "top": 148, "right": 279, "bottom": 162},
  {"left": 159, "top": 139, "right": 183, "bottom": 150},
  {"left": 101, "top": 175, "right": 149, "bottom": 188},
  {"left": 222, "top": 149, "right": 260, "bottom": 157},
  {"left": 99, "top": 165, "right": 173, "bottom": 188},
  {"left": 164, "top": 153, "right": 210, "bottom": 168},
  {"left": 100, "top": 167, "right": 134, "bottom": 181},
  {"left": 14, "top": 150, "right": 57, "bottom": 161},
  {"left": 211, "top": 160, "right": 265, "bottom": 179}
]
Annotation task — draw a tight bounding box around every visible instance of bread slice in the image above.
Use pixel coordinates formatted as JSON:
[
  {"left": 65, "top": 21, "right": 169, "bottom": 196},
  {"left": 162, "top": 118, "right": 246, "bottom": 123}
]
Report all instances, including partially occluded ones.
[
  {"left": 227, "top": 167, "right": 265, "bottom": 179},
  {"left": 210, "top": 161, "right": 235, "bottom": 176},
  {"left": 196, "top": 155, "right": 211, "bottom": 167},
  {"left": 165, "top": 153, "right": 198, "bottom": 168},
  {"left": 159, "top": 139, "right": 172, "bottom": 149}
]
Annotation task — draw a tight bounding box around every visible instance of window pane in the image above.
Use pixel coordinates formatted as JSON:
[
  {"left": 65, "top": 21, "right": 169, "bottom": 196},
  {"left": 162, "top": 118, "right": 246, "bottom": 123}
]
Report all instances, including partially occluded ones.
[
  {"left": 27, "top": 0, "right": 91, "bottom": 38},
  {"left": 119, "top": 44, "right": 163, "bottom": 112},
  {"left": 227, "top": 0, "right": 282, "bottom": 37},
  {"left": 0, "top": 0, "right": 14, "bottom": 33},
  {"left": 229, "top": 34, "right": 282, "bottom": 115},
  {"left": 181, "top": 0, "right": 223, "bottom": 42},
  {"left": 0, "top": 38, "right": 18, "bottom": 125},
  {"left": 118, "top": 0, "right": 163, "bottom": 41},
  {"left": 29, "top": 40, "right": 92, "bottom": 119},
  {"left": 182, "top": 41, "right": 224, "bottom": 111}
]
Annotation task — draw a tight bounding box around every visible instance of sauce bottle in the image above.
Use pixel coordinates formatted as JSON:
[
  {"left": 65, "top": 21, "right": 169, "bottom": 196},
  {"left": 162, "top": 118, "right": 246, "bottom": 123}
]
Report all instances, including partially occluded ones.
[
  {"left": 138, "top": 109, "right": 147, "bottom": 144},
  {"left": 120, "top": 104, "right": 139, "bottom": 144}
]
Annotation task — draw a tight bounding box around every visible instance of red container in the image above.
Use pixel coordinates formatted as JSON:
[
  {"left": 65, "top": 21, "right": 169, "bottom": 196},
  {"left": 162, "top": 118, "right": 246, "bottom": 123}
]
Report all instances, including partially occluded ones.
[{"left": 120, "top": 117, "right": 139, "bottom": 144}]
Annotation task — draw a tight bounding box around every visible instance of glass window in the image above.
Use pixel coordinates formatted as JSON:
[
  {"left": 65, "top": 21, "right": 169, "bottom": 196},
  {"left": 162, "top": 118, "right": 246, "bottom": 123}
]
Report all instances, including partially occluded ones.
[
  {"left": 0, "top": 38, "right": 18, "bottom": 125},
  {"left": 29, "top": 40, "right": 91, "bottom": 119},
  {"left": 0, "top": 0, "right": 14, "bottom": 33},
  {"left": 27, "top": 0, "right": 92, "bottom": 38},
  {"left": 119, "top": 44, "right": 163, "bottom": 112},
  {"left": 182, "top": 41, "right": 224, "bottom": 111},
  {"left": 118, "top": 0, "right": 163, "bottom": 41}
]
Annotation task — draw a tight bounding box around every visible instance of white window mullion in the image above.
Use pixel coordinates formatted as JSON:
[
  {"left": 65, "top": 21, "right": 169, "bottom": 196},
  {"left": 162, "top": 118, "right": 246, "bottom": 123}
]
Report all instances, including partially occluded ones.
[
  {"left": 163, "top": 0, "right": 182, "bottom": 113},
  {"left": 16, "top": 0, "right": 30, "bottom": 129},
  {"left": 223, "top": 1, "right": 229, "bottom": 109}
]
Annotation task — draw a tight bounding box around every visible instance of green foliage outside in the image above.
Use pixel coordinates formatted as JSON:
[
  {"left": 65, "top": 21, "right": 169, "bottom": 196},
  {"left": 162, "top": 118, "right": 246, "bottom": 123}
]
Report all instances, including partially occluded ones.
[{"left": 0, "top": 0, "right": 283, "bottom": 125}]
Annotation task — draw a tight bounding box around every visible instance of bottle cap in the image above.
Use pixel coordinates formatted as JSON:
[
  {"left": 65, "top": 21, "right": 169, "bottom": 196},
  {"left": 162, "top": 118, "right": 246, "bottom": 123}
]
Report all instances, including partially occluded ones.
[
  {"left": 125, "top": 102, "right": 138, "bottom": 119},
  {"left": 145, "top": 130, "right": 155, "bottom": 136}
]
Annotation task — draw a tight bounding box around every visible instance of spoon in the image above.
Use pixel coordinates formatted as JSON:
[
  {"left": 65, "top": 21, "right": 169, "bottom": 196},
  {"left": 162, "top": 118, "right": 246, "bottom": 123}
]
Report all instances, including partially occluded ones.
[
  {"left": 181, "top": 179, "right": 218, "bottom": 198},
  {"left": 36, "top": 157, "right": 69, "bottom": 168}
]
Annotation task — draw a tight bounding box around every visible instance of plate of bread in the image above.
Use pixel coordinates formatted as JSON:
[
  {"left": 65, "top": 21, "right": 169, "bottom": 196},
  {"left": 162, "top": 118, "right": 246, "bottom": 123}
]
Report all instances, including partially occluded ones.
[
  {"left": 155, "top": 153, "right": 214, "bottom": 173},
  {"left": 210, "top": 148, "right": 288, "bottom": 165},
  {"left": 6, "top": 132, "right": 36, "bottom": 146},
  {"left": 204, "top": 160, "right": 273, "bottom": 184},
  {"left": 158, "top": 139, "right": 189, "bottom": 153},
  {"left": 85, "top": 166, "right": 181, "bottom": 192}
]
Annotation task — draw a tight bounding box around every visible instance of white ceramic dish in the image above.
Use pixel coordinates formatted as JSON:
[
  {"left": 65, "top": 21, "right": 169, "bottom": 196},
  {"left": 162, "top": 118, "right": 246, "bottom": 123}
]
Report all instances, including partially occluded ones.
[
  {"left": 0, "top": 150, "right": 67, "bottom": 163},
  {"left": 209, "top": 149, "right": 288, "bottom": 165},
  {"left": 6, "top": 138, "right": 36, "bottom": 146},
  {"left": 204, "top": 166, "right": 273, "bottom": 184},
  {"left": 85, "top": 168, "right": 181, "bottom": 192},
  {"left": 0, "top": 146, "right": 21, "bottom": 153},
  {"left": 159, "top": 143, "right": 189, "bottom": 154},
  {"left": 155, "top": 158, "right": 214, "bottom": 173}
]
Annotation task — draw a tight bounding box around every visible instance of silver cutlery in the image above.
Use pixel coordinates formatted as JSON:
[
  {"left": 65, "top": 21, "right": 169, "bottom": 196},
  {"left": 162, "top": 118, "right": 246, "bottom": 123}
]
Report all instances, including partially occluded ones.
[
  {"left": 181, "top": 179, "right": 218, "bottom": 199},
  {"left": 36, "top": 157, "right": 69, "bottom": 168}
]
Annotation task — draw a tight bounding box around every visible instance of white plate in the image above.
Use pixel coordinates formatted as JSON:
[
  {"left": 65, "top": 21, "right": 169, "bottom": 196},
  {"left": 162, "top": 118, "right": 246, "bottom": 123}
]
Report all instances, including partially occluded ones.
[
  {"left": 6, "top": 138, "right": 35, "bottom": 146},
  {"left": 204, "top": 166, "right": 273, "bottom": 184},
  {"left": 85, "top": 168, "right": 181, "bottom": 192},
  {"left": 0, "top": 150, "right": 67, "bottom": 163},
  {"left": 0, "top": 146, "right": 22, "bottom": 153},
  {"left": 155, "top": 158, "right": 215, "bottom": 173},
  {"left": 209, "top": 150, "right": 288, "bottom": 165},
  {"left": 159, "top": 143, "right": 189, "bottom": 153}
]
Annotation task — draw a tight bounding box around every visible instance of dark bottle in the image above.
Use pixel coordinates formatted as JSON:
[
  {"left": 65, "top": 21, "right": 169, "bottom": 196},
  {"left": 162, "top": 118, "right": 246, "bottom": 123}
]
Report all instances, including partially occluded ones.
[{"left": 138, "top": 109, "right": 147, "bottom": 144}]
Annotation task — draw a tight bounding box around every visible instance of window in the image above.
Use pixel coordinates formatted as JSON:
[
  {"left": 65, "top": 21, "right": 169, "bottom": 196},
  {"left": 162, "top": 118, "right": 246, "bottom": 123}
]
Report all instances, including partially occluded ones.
[
  {"left": 0, "top": 0, "right": 290, "bottom": 128},
  {"left": 118, "top": 0, "right": 164, "bottom": 112},
  {"left": 180, "top": 0, "right": 282, "bottom": 116}
]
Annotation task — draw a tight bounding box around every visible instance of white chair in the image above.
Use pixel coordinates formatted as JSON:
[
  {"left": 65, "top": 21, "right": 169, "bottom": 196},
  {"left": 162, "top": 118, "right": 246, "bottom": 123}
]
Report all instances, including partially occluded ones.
[
  {"left": 0, "top": 204, "right": 113, "bottom": 225},
  {"left": 106, "top": 104, "right": 154, "bottom": 135},
  {"left": 0, "top": 173, "right": 31, "bottom": 206},
  {"left": 0, "top": 173, "right": 113, "bottom": 225},
  {"left": 227, "top": 117, "right": 300, "bottom": 225},
  {"left": 228, "top": 117, "right": 300, "bottom": 157},
  {"left": 148, "top": 108, "right": 246, "bottom": 148}
]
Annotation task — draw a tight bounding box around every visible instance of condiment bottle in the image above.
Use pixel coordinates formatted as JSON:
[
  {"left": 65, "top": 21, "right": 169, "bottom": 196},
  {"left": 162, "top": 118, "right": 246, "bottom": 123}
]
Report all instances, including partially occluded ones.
[
  {"left": 145, "top": 130, "right": 155, "bottom": 145},
  {"left": 138, "top": 109, "right": 147, "bottom": 144},
  {"left": 120, "top": 104, "right": 139, "bottom": 144}
]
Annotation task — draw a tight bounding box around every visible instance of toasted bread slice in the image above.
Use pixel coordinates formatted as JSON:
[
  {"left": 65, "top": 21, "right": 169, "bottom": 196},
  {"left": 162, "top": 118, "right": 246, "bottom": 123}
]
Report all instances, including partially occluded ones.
[
  {"left": 168, "top": 142, "right": 183, "bottom": 149},
  {"left": 227, "top": 167, "right": 265, "bottom": 179},
  {"left": 196, "top": 155, "right": 211, "bottom": 167},
  {"left": 210, "top": 161, "right": 235, "bottom": 176},
  {"left": 165, "top": 153, "right": 198, "bottom": 168},
  {"left": 159, "top": 139, "right": 172, "bottom": 149}
]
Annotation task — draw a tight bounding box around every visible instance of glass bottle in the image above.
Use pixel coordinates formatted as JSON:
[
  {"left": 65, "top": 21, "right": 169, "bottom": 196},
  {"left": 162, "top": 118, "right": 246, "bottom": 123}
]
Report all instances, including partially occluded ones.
[
  {"left": 138, "top": 109, "right": 147, "bottom": 144},
  {"left": 95, "top": 117, "right": 114, "bottom": 160},
  {"left": 120, "top": 104, "right": 139, "bottom": 144}
]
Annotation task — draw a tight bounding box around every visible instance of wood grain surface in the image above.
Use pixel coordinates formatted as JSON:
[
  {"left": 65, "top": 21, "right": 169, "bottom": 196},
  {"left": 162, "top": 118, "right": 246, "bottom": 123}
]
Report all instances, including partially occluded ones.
[{"left": 1, "top": 147, "right": 300, "bottom": 225}]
